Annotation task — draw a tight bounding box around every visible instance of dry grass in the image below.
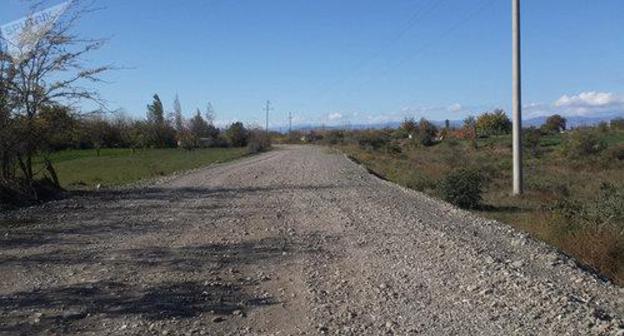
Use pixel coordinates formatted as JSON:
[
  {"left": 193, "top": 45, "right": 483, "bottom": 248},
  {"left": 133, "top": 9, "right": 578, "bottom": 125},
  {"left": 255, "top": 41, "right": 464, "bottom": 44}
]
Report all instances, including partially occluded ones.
[{"left": 336, "top": 129, "right": 624, "bottom": 285}]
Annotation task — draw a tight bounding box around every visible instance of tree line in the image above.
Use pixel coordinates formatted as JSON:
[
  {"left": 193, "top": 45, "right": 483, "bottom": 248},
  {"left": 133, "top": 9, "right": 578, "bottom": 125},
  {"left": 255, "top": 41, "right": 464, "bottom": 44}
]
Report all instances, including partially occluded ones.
[{"left": 0, "top": 3, "right": 266, "bottom": 204}]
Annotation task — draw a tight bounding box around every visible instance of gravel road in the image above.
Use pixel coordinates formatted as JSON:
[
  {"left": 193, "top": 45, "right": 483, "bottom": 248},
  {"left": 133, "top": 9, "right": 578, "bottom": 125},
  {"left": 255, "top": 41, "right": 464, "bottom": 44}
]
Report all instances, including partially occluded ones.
[{"left": 1, "top": 145, "right": 623, "bottom": 336}]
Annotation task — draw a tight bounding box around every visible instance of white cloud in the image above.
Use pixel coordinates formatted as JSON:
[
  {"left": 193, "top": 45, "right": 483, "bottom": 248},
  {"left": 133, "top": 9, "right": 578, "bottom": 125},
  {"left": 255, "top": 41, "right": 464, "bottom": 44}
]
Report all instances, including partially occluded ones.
[
  {"left": 328, "top": 112, "right": 343, "bottom": 121},
  {"left": 448, "top": 103, "right": 463, "bottom": 113},
  {"left": 552, "top": 91, "right": 624, "bottom": 116},
  {"left": 555, "top": 91, "right": 624, "bottom": 108},
  {"left": 524, "top": 91, "right": 624, "bottom": 118}
]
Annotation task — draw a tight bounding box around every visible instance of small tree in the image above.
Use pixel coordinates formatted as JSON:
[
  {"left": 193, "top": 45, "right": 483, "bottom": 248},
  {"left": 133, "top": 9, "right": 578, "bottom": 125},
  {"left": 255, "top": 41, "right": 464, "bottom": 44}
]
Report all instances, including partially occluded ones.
[
  {"left": 145, "top": 94, "right": 176, "bottom": 148},
  {"left": 400, "top": 118, "right": 418, "bottom": 135},
  {"left": 438, "top": 168, "right": 487, "bottom": 209},
  {"left": 1, "top": 2, "right": 112, "bottom": 193},
  {"left": 417, "top": 118, "right": 437, "bottom": 146},
  {"left": 463, "top": 116, "right": 478, "bottom": 149},
  {"left": 171, "top": 94, "right": 185, "bottom": 133},
  {"left": 542, "top": 114, "right": 566, "bottom": 133},
  {"left": 205, "top": 102, "right": 216, "bottom": 124},
  {"left": 147, "top": 94, "right": 166, "bottom": 126},
  {"left": 524, "top": 127, "right": 542, "bottom": 158},
  {"left": 476, "top": 109, "right": 512, "bottom": 136},
  {"left": 225, "top": 122, "right": 248, "bottom": 147}
]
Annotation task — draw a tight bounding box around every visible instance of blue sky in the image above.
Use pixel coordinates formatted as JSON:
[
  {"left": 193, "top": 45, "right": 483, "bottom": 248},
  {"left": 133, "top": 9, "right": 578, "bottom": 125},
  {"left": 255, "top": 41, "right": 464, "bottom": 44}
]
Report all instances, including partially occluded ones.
[{"left": 1, "top": 0, "right": 623, "bottom": 127}]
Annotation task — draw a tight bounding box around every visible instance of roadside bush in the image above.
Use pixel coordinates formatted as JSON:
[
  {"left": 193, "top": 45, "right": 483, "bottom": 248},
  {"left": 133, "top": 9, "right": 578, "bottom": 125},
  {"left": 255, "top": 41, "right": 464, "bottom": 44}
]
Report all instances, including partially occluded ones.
[
  {"left": 603, "top": 144, "right": 624, "bottom": 162},
  {"left": 548, "top": 183, "right": 624, "bottom": 283},
  {"left": 417, "top": 118, "right": 438, "bottom": 146},
  {"left": 356, "top": 132, "right": 390, "bottom": 150},
  {"left": 324, "top": 130, "right": 345, "bottom": 145},
  {"left": 550, "top": 183, "right": 624, "bottom": 234},
  {"left": 246, "top": 129, "right": 271, "bottom": 154},
  {"left": 177, "top": 131, "right": 198, "bottom": 151},
  {"left": 438, "top": 168, "right": 487, "bottom": 209},
  {"left": 524, "top": 127, "right": 542, "bottom": 157},
  {"left": 561, "top": 130, "right": 607, "bottom": 158},
  {"left": 396, "top": 170, "right": 437, "bottom": 192},
  {"left": 225, "top": 122, "right": 249, "bottom": 147},
  {"left": 384, "top": 142, "right": 402, "bottom": 154},
  {"left": 611, "top": 117, "right": 624, "bottom": 130}
]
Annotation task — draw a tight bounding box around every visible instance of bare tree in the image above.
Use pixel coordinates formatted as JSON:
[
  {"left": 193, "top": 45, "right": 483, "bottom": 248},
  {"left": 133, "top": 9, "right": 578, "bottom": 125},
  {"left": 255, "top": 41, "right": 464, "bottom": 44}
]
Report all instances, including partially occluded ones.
[
  {"left": 205, "top": 102, "right": 215, "bottom": 125},
  {"left": 0, "top": 1, "right": 112, "bottom": 192},
  {"left": 172, "top": 94, "right": 184, "bottom": 132}
]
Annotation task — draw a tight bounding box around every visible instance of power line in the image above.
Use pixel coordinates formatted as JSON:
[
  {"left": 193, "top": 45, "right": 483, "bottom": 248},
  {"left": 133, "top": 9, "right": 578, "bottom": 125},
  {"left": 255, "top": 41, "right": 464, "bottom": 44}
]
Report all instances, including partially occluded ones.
[
  {"left": 382, "top": 0, "right": 497, "bottom": 74},
  {"left": 312, "top": 0, "right": 447, "bottom": 102}
]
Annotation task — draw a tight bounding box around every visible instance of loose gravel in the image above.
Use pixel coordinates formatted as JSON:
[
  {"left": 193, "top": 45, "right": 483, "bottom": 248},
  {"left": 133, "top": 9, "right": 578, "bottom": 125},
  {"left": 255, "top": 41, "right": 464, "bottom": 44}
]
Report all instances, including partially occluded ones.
[{"left": 1, "top": 145, "right": 622, "bottom": 336}]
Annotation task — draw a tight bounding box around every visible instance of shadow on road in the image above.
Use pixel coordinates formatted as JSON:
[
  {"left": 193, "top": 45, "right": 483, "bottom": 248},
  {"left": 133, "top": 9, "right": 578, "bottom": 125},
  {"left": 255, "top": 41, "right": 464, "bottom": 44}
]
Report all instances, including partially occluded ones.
[{"left": 0, "top": 279, "right": 275, "bottom": 334}]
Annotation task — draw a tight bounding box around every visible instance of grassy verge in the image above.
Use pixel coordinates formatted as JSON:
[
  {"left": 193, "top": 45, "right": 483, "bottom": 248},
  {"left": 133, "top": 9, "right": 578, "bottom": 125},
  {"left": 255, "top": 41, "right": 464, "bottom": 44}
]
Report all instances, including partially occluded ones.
[
  {"left": 34, "top": 147, "right": 249, "bottom": 189},
  {"left": 336, "top": 130, "right": 624, "bottom": 285}
]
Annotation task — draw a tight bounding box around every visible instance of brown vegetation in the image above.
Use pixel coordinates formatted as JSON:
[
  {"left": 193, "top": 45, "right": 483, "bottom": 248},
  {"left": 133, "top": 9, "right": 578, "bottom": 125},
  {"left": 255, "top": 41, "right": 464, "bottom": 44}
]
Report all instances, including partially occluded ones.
[{"left": 303, "top": 117, "right": 624, "bottom": 285}]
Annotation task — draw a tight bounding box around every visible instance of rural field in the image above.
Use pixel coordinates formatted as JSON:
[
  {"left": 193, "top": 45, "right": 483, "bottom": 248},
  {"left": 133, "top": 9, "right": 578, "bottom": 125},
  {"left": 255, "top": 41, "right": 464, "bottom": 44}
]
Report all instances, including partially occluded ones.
[
  {"left": 328, "top": 127, "right": 624, "bottom": 286},
  {"left": 32, "top": 148, "right": 250, "bottom": 189},
  {"left": 1, "top": 1, "right": 623, "bottom": 335},
  {"left": 1, "top": 145, "right": 623, "bottom": 335}
]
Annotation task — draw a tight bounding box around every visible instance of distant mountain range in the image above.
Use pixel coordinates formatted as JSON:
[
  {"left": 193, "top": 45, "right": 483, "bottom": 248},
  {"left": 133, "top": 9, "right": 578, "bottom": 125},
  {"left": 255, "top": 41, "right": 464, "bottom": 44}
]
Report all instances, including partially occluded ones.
[{"left": 279, "top": 114, "right": 623, "bottom": 132}]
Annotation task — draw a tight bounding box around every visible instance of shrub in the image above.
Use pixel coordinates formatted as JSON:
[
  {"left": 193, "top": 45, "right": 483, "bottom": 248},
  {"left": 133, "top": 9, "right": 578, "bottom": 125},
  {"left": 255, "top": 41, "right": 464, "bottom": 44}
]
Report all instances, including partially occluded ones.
[
  {"left": 246, "top": 129, "right": 271, "bottom": 154},
  {"left": 561, "top": 130, "right": 607, "bottom": 158},
  {"left": 611, "top": 117, "right": 624, "bottom": 130},
  {"left": 438, "top": 168, "right": 487, "bottom": 209},
  {"left": 356, "top": 132, "right": 390, "bottom": 150},
  {"left": 550, "top": 183, "right": 624, "bottom": 235},
  {"left": 397, "top": 170, "right": 437, "bottom": 192},
  {"left": 399, "top": 118, "right": 418, "bottom": 138},
  {"left": 524, "top": 127, "right": 542, "bottom": 157},
  {"left": 177, "top": 131, "right": 198, "bottom": 151},
  {"left": 476, "top": 109, "right": 511, "bottom": 136},
  {"left": 603, "top": 144, "right": 624, "bottom": 162},
  {"left": 225, "top": 122, "right": 248, "bottom": 147},
  {"left": 324, "top": 130, "right": 345, "bottom": 145},
  {"left": 417, "top": 118, "right": 438, "bottom": 146},
  {"left": 548, "top": 183, "right": 624, "bottom": 282},
  {"left": 542, "top": 114, "right": 567, "bottom": 133}
]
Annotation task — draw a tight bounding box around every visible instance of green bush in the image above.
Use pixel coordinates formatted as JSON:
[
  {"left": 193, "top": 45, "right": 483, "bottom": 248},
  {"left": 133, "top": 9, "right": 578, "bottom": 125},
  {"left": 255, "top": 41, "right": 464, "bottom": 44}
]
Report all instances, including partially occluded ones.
[
  {"left": 438, "top": 168, "right": 487, "bottom": 209},
  {"left": 611, "top": 117, "right": 624, "bottom": 130},
  {"left": 603, "top": 144, "right": 624, "bottom": 161},
  {"left": 542, "top": 114, "right": 567, "bottom": 133},
  {"left": 476, "top": 109, "right": 511, "bottom": 136},
  {"left": 550, "top": 183, "right": 624, "bottom": 234},
  {"left": 356, "top": 132, "right": 390, "bottom": 150},
  {"left": 225, "top": 122, "right": 249, "bottom": 147},
  {"left": 417, "top": 118, "right": 438, "bottom": 146},
  {"left": 561, "top": 130, "right": 607, "bottom": 158},
  {"left": 246, "top": 129, "right": 272, "bottom": 154},
  {"left": 396, "top": 170, "right": 436, "bottom": 192}
]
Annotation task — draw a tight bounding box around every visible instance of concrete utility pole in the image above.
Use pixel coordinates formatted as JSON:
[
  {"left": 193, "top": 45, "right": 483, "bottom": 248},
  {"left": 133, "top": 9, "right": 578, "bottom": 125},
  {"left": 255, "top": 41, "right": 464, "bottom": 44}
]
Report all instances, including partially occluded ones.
[
  {"left": 512, "top": 0, "right": 523, "bottom": 195},
  {"left": 265, "top": 100, "right": 272, "bottom": 135},
  {"left": 288, "top": 112, "right": 293, "bottom": 134}
]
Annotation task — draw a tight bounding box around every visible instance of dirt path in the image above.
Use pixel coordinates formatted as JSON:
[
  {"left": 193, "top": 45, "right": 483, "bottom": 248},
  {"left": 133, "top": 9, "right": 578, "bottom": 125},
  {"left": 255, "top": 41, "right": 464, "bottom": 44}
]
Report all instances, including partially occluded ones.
[{"left": 1, "top": 145, "right": 623, "bottom": 335}]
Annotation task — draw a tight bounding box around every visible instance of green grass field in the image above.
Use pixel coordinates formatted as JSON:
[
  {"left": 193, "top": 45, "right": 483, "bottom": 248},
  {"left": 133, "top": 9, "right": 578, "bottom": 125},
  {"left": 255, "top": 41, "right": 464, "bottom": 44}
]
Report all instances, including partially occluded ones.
[{"left": 35, "top": 147, "right": 249, "bottom": 189}]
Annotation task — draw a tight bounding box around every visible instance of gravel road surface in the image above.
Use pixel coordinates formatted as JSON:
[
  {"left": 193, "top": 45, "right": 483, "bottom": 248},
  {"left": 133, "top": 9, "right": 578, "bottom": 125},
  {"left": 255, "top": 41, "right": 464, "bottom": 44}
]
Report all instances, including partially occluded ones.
[{"left": 1, "top": 145, "right": 623, "bottom": 335}]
